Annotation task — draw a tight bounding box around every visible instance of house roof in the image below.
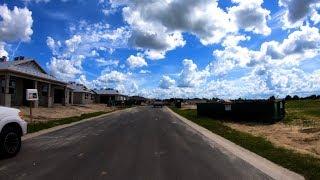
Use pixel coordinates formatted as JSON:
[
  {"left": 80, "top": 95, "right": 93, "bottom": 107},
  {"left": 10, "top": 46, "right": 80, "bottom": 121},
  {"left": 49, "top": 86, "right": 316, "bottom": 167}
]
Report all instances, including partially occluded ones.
[
  {"left": 68, "top": 83, "right": 95, "bottom": 94},
  {"left": 0, "top": 59, "right": 66, "bottom": 85},
  {"left": 94, "top": 89, "right": 125, "bottom": 96}
]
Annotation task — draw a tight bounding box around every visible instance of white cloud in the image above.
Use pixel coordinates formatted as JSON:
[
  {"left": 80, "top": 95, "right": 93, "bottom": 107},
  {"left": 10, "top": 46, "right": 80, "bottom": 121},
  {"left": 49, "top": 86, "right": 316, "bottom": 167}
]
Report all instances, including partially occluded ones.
[
  {"left": 95, "top": 70, "right": 127, "bottom": 84},
  {"left": 178, "top": 59, "right": 210, "bottom": 87},
  {"left": 159, "top": 75, "right": 175, "bottom": 89},
  {"left": 96, "top": 58, "right": 119, "bottom": 67},
  {"left": 0, "top": 5, "right": 33, "bottom": 42},
  {"left": 46, "top": 22, "right": 131, "bottom": 81},
  {"left": 229, "top": 0, "right": 271, "bottom": 35},
  {"left": 108, "top": 0, "right": 273, "bottom": 60},
  {"left": 89, "top": 70, "right": 140, "bottom": 96},
  {"left": 210, "top": 35, "right": 258, "bottom": 75},
  {"left": 65, "top": 35, "right": 82, "bottom": 53},
  {"left": 23, "top": 0, "right": 69, "bottom": 3},
  {"left": 0, "top": 42, "right": 8, "bottom": 57},
  {"left": 139, "top": 69, "right": 151, "bottom": 74},
  {"left": 46, "top": 57, "right": 83, "bottom": 81},
  {"left": 210, "top": 26, "right": 320, "bottom": 75},
  {"left": 279, "top": 0, "right": 319, "bottom": 28},
  {"left": 311, "top": 8, "right": 320, "bottom": 24},
  {"left": 126, "top": 54, "right": 147, "bottom": 69},
  {"left": 281, "top": 26, "right": 320, "bottom": 55}
]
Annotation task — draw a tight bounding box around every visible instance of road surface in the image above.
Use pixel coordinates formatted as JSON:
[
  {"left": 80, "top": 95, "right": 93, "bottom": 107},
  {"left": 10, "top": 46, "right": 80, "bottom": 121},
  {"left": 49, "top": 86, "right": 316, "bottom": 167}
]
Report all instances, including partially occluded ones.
[{"left": 0, "top": 106, "right": 272, "bottom": 180}]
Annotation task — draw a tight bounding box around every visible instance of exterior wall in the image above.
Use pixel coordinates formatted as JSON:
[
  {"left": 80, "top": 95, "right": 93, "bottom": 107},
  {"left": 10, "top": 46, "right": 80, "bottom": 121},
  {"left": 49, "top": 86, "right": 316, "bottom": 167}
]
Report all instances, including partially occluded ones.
[
  {"left": 48, "top": 83, "right": 53, "bottom": 108},
  {"left": 0, "top": 93, "right": 4, "bottom": 106},
  {"left": 0, "top": 75, "right": 4, "bottom": 106},
  {"left": 95, "top": 94, "right": 100, "bottom": 103},
  {"left": 73, "top": 92, "right": 83, "bottom": 104},
  {"left": 0, "top": 72, "right": 67, "bottom": 108},
  {"left": 73, "top": 92, "right": 95, "bottom": 104},
  {"left": 11, "top": 77, "right": 23, "bottom": 106},
  {"left": 37, "top": 82, "right": 49, "bottom": 107},
  {"left": 84, "top": 93, "right": 95, "bottom": 104}
]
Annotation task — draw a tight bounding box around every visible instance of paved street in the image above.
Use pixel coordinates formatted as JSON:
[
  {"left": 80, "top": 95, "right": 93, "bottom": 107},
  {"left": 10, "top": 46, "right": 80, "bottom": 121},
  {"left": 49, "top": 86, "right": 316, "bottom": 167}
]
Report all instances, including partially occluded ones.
[{"left": 0, "top": 107, "right": 271, "bottom": 180}]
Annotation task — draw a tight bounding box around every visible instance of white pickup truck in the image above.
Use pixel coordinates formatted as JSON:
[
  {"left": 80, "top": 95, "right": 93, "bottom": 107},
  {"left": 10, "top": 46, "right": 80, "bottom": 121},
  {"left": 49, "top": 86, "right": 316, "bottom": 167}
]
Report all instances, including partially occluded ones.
[{"left": 0, "top": 106, "right": 27, "bottom": 157}]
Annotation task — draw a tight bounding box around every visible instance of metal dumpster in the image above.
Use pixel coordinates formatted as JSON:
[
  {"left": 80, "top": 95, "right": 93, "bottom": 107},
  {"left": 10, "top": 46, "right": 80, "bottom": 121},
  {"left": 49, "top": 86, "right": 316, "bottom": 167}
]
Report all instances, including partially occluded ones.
[{"left": 197, "top": 100, "right": 285, "bottom": 123}]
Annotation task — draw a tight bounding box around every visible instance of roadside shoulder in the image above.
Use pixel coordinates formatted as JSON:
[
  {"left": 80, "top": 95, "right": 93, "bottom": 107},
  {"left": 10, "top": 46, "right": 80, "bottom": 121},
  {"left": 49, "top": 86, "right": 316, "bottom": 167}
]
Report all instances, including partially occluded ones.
[
  {"left": 165, "top": 107, "right": 304, "bottom": 180},
  {"left": 22, "top": 107, "right": 133, "bottom": 141}
]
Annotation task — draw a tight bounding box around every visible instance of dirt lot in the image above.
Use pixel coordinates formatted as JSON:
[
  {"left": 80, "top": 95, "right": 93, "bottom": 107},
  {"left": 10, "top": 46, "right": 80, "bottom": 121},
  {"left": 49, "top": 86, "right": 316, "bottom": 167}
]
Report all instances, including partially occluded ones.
[
  {"left": 181, "top": 104, "right": 197, "bottom": 110},
  {"left": 182, "top": 100, "right": 320, "bottom": 158},
  {"left": 20, "top": 104, "right": 116, "bottom": 122},
  {"left": 225, "top": 122, "right": 320, "bottom": 157}
]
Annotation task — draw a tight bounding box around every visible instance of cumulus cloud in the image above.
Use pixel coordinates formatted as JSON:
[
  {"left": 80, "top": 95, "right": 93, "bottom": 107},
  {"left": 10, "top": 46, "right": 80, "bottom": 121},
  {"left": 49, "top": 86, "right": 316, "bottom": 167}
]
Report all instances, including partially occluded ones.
[
  {"left": 46, "top": 22, "right": 131, "bottom": 81},
  {"left": 210, "top": 35, "right": 258, "bottom": 75},
  {"left": 279, "top": 0, "right": 319, "bottom": 28},
  {"left": 126, "top": 54, "right": 147, "bottom": 69},
  {"left": 210, "top": 26, "right": 320, "bottom": 75},
  {"left": 46, "top": 57, "right": 83, "bottom": 81},
  {"left": 0, "top": 5, "right": 33, "bottom": 42},
  {"left": 65, "top": 35, "right": 82, "bottom": 53},
  {"left": 229, "top": 0, "right": 271, "bottom": 35},
  {"left": 281, "top": 26, "right": 320, "bottom": 55},
  {"left": 23, "top": 0, "right": 68, "bottom": 3},
  {"left": 311, "top": 8, "right": 320, "bottom": 24},
  {"left": 96, "top": 58, "right": 119, "bottom": 67},
  {"left": 111, "top": 0, "right": 271, "bottom": 60},
  {"left": 0, "top": 42, "right": 8, "bottom": 57},
  {"left": 159, "top": 75, "right": 175, "bottom": 89},
  {"left": 178, "top": 59, "right": 210, "bottom": 87}
]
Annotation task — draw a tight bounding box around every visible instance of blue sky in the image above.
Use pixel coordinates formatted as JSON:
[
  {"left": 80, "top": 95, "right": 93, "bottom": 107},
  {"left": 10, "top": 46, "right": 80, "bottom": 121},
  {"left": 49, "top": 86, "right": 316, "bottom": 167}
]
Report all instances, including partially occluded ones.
[{"left": 1, "top": 0, "right": 320, "bottom": 99}]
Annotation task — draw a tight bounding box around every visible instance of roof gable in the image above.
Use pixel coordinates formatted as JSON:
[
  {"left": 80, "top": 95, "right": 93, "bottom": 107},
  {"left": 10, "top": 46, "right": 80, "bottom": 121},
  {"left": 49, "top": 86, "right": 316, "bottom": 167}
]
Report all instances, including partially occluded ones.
[{"left": 15, "top": 60, "right": 47, "bottom": 74}]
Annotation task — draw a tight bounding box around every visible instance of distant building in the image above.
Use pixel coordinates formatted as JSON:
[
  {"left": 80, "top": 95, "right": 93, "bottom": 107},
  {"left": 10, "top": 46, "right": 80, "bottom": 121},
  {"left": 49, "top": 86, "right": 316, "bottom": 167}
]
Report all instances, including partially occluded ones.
[
  {"left": 128, "top": 96, "right": 147, "bottom": 105},
  {"left": 94, "top": 88, "right": 127, "bottom": 106},
  {"left": 68, "top": 82, "right": 96, "bottom": 105},
  {"left": 0, "top": 56, "right": 72, "bottom": 108}
]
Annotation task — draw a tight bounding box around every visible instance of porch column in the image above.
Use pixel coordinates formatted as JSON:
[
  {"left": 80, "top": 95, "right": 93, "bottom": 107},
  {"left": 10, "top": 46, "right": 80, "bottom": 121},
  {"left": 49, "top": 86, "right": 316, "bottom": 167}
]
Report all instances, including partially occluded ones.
[
  {"left": 63, "top": 86, "right": 67, "bottom": 106},
  {"left": 4, "top": 74, "right": 11, "bottom": 107},
  {"left": 33, "top": 81, "right": 39, "bottom": 108},
  {"left": 71, "top": 91, "right": 74, "bottom": 105},
  {"left": 47, "top": 84, "right": 53, "bottom": 108}
]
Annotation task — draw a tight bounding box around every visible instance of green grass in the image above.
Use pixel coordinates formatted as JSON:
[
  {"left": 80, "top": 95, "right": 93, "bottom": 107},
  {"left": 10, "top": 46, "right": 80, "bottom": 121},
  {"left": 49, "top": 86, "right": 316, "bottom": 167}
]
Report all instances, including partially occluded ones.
[
  {"left": 284, "top": 100, "right": 320, "bottom": 127},
  {"left": 27, "top": 111, "right": 111, "bottom": 133},
  {"left": 171, "top": 107, "right": 320, "bottom": 180}
]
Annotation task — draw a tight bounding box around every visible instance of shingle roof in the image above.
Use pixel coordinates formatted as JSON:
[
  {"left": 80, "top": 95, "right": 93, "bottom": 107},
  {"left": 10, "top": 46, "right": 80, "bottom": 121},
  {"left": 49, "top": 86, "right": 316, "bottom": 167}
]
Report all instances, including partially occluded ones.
[
  {"left": 0, "top": 59, "right": 66, "bottom": 84},
  {"left": 68, "top": 83, "right": 95, "bottom": 93},
  {"left": 94, "top": 89, "right": 125, "bottom": 96}
]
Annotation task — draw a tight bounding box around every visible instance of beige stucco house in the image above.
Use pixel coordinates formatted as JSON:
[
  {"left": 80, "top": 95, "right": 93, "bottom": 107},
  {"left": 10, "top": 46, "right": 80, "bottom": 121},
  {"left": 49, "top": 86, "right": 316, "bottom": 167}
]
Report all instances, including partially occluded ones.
[
  {"left": 68, "top": 82, "right": 96, "bottom": 105},
  {"left": 0, "top": 56, "right": 72, "bottom": 108},
  {"left": 94, "top": 88, "right": 127, "bottom": 106}
]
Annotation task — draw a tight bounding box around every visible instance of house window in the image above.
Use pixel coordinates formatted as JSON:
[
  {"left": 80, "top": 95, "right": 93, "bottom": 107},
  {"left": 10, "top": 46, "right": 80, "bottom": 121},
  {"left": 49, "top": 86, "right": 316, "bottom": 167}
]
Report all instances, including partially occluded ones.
[
  {"left": 9, "top": 79, "right": 16, "bottom": 94},
  {"left": 42, "top": 84, "right": 48, "bottom": 96},
  {"left": 91, "top": 94, "right": 94, "bottom": 100},
  {"left": 0, "top": 78, "right": 4, "bottom": 93},
  {"left": 85, "top": 93, "right": 88, "bottom": 99}
]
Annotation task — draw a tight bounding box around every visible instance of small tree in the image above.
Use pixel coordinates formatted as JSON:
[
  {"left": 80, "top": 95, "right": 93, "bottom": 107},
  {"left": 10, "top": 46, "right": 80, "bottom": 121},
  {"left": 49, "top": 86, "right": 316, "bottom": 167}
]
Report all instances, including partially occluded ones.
[
  {"left": 293, "top": 95, "right": 300, "bottom": 100},
  {"left": 269, "top": 95, "right": 276, "bottom": 100},
  {"left": 285, "top": 95, "right": 292, "bottom": 100}
]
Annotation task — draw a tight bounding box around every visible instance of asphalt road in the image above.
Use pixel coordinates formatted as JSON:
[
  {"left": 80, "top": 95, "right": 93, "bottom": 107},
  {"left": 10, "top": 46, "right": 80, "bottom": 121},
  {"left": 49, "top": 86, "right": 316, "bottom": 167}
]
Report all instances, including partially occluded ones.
[{"left": 0, "top": 106, "right": 272, "bottom": 180}]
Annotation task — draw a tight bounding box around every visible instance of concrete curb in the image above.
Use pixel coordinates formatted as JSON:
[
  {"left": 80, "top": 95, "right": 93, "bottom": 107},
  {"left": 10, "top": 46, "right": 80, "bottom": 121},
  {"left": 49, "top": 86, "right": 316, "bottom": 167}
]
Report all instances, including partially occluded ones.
[
  {"left": 22, "top": 108, "right": 132, "bottom": 141},
  {"left": 165, "top": 107, "right": 305, "bottom": 180}
]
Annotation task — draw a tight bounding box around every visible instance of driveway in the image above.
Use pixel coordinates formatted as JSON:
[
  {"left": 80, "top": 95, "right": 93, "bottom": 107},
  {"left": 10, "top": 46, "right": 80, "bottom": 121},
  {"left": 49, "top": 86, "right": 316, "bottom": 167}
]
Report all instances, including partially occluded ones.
[{"left": 0, "top": 106, "right": 272, "bottom": 180}]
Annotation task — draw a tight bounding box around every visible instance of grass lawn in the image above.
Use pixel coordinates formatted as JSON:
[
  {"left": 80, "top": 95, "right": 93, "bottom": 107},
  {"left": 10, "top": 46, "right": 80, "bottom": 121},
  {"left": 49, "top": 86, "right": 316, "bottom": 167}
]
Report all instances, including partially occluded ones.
[
  {"left": 171, "top": 107, "right": 320, "bottom": 180},
  {"left": 27, "top": 111, "right": 111, "bottom": 133},
  {"left": 284, "top": 100, "right": 320, "bottom": 126}
]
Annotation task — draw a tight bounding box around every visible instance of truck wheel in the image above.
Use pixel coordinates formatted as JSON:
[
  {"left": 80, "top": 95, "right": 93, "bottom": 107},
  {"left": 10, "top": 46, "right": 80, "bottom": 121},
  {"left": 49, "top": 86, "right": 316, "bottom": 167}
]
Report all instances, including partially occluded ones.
[{"left": 0, "top": 126, "right": 21, "bottom": 157}]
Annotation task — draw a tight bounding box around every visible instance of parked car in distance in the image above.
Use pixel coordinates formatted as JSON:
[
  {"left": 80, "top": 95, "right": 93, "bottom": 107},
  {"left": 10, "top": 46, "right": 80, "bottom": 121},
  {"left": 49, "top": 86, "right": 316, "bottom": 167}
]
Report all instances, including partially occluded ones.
[
  {"left": 0, "top": 106, "right": 27, "bottom": 157},
  {"left": 153, "top": 101, "right": 164, "bottom": 108}
]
